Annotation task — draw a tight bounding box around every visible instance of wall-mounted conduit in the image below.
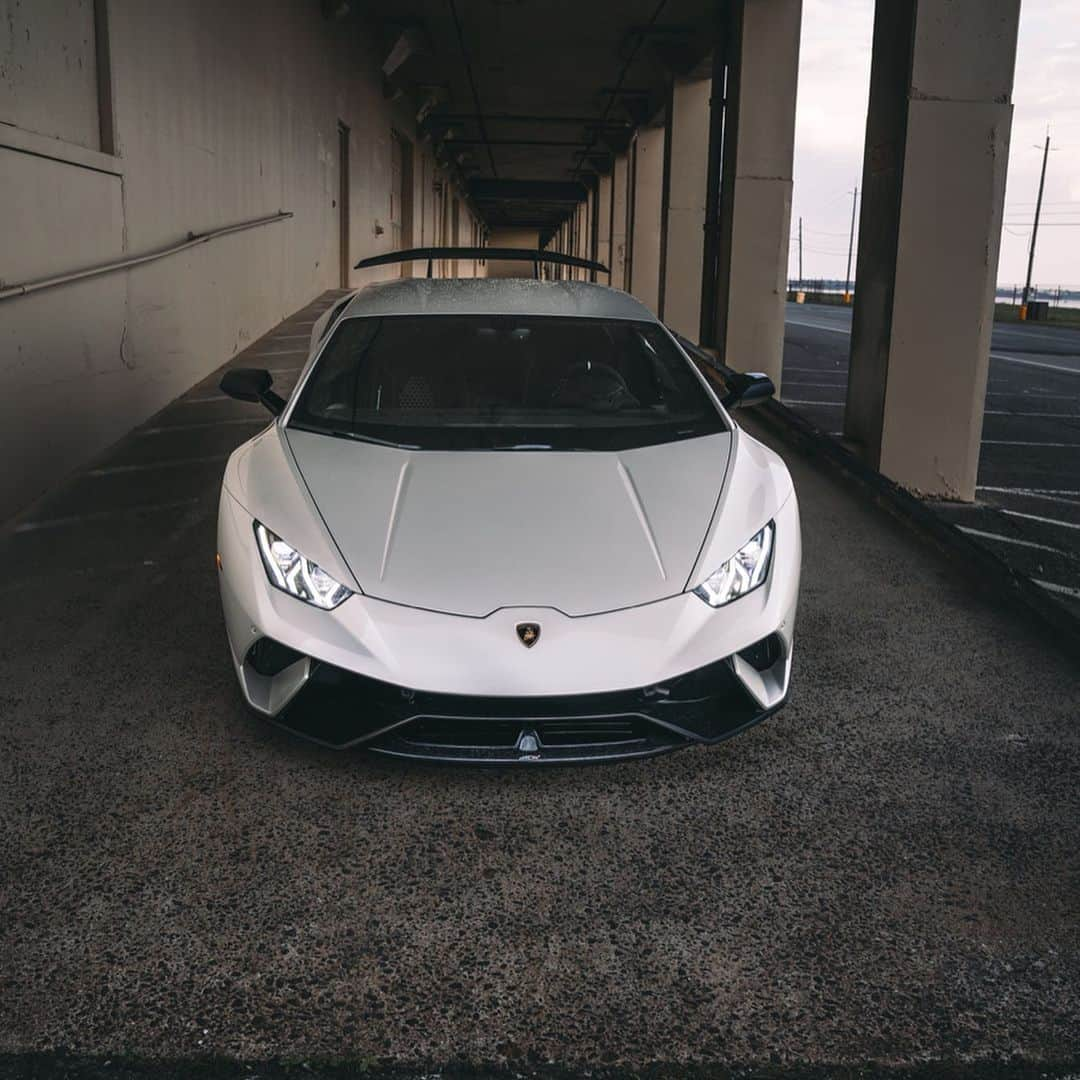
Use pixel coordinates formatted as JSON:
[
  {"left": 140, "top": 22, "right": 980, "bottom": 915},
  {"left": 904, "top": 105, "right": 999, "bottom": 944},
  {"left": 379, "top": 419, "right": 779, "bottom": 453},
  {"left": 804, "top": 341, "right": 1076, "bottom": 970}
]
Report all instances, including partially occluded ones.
[{"left": 0, "top": 210, "right": 293, "bottom": 302}]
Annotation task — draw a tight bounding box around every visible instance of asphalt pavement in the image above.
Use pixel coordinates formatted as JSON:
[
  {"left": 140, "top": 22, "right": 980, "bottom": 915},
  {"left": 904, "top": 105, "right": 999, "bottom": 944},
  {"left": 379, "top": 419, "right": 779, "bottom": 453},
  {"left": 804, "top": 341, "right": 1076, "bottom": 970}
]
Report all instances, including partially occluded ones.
[
  {"left": 782, "top": 303, "right": 1080, "bottom": 617},
  {"left": 1, "top": 293, "right": 1078, "bottom": 1076}
]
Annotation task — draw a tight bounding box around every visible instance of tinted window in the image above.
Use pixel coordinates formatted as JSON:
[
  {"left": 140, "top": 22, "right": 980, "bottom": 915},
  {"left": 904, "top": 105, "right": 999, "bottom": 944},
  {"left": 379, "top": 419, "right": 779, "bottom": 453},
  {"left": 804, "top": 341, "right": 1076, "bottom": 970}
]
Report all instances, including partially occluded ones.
[{"left": 288, "top": 315, "right": 725, "bottom": 451}]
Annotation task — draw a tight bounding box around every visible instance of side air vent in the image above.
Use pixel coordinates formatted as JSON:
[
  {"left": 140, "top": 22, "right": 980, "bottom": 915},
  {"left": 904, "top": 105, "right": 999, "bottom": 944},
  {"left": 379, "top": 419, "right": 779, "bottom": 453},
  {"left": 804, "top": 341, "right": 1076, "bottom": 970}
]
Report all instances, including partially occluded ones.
[
  {"left": 246, "top": 638, "right": 305, "bottom": 677},
  {"left": 738, "top": 633, "right": 784, "bottom": 672}
]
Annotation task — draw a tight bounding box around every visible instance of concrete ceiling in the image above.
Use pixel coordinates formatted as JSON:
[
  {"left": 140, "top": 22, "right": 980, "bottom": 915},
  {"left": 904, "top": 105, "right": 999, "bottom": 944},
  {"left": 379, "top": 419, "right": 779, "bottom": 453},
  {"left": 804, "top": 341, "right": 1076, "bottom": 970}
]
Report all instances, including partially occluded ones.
[{"left": 363, "top": 0, "right": 716, "bottom": 234}]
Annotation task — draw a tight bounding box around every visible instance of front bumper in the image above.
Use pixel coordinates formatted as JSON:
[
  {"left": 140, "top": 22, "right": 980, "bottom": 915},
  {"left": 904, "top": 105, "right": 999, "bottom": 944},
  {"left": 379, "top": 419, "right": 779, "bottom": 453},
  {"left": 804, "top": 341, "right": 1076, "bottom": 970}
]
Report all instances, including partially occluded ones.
[
  {"left": 242, "top": 639, "right": 788, "bottom": 761},
  {"left": 217, "top": 488, "right": 800, "bottom": 763}
]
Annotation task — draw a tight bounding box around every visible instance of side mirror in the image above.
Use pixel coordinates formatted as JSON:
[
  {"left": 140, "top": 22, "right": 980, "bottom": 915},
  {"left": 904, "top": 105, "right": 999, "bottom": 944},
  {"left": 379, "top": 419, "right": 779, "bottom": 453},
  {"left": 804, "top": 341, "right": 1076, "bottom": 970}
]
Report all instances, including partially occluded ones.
[
  {"left": 220, "top": 368, "right": 285, "bottom": 415},
  {"left": 722, "top": 371, "right": 775, "bottom": 409}
]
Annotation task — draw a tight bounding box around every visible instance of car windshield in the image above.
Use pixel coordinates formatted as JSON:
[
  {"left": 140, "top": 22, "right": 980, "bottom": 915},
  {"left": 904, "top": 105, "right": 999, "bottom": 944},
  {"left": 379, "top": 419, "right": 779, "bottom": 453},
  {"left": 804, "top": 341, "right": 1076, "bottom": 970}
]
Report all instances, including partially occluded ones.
[{"left": 288, "top": 314, "right": 725, "bottom": 451}]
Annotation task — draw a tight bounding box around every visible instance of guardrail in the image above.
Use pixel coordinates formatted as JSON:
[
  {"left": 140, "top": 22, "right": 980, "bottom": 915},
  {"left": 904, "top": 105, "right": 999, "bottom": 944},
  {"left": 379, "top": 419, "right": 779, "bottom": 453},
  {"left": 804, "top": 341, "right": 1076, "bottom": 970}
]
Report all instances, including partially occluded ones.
[{"left": 0, "top": 210, "right": 293, "bottom": 302}]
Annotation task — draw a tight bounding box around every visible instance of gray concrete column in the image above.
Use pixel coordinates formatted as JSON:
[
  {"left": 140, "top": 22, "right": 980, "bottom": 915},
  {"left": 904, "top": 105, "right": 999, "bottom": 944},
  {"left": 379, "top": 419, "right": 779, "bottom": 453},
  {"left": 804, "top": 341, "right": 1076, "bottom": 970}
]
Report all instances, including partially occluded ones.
[
  {"left": 713, "top": 0, "right": 801, "bottom": 388},
  {"left": 486, "top": 227, "right": 539, "bottom": 278},
  {"left": 610, "top": 153, "right": 630, "bottom": 289},
  {"left": 845, "top": 0, "right": 1019, "bottom": 500},
  {"left": 596, "top": 173, "right": 613, "bottom": 281},
  {"left": 629, "top": 122, "right": 666, "bottom": 314},
  {"left": 662, "top": 75, "right": 711, "bottom": 339}
]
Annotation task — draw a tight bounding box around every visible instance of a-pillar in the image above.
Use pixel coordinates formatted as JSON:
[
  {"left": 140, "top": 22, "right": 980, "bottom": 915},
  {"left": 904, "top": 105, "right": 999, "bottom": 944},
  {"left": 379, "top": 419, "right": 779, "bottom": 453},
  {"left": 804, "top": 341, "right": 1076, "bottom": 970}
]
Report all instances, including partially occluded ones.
[{"left": 845, "top": 0, "right": 1019, "bottom": 500}]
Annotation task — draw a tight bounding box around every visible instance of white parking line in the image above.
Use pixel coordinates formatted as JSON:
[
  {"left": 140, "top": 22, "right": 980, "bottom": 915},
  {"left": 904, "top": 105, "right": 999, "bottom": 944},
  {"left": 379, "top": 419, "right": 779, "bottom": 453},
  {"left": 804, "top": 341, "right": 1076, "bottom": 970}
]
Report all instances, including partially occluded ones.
[
  {"left": 785, "top": 317, "right": 849, "bottom": 335},
  {"left": 88, "top": 455, "right": 229, "bottom": 476},
  {"left": 957, "top": 526, "right": 1067, "bottom": 554},
  {"left": 985, "top": 410, "right": 1080, "bottom": 418},
  {"left": 988, "top": 390, "right": 1079, "bottom": 401},
  {"left": 978, "top": 487, "right": 1080, "bottom": 507},
  {"left": 782, "top": 399, "right": 844, "bottom": 407},
  {"left": 140, "top": 418, "right": 265, "bottom": 435},
  {"left": 982, "top": 440, "right": 1080, "bottom": 447},
  {"left": 1033, "top": 579, "right": 1080, "bottom": 600},
  {"left": 786, "top": 316, "right": 1080, "bottom": 378},
  {"left": 989, "top": 351, "right": 1080, "bottom": 378},
  {"left": 1001, "top": 509, "right": 1080, "bottom": 532},
  {"left": 978, "top": 485, "right": 1080, "bottom": 499},
  {"left": 14, "top": 499, "right": 200, "bottom": 533}
]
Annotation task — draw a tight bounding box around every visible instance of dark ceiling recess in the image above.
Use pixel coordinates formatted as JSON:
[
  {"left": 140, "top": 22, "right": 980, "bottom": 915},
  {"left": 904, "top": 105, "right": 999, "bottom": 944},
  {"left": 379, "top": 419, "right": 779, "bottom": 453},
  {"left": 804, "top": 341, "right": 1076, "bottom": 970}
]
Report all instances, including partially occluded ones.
[{"left": 369, "top": 0, "right": 715, "bottom": 232}]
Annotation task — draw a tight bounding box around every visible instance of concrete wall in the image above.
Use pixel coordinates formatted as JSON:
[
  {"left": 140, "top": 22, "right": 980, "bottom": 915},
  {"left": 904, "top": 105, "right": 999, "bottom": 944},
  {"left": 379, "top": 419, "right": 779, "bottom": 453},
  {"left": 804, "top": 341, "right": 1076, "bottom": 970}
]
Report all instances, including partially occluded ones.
[{"left": 0, "top": 0, "right": 477, "bottom": 520}]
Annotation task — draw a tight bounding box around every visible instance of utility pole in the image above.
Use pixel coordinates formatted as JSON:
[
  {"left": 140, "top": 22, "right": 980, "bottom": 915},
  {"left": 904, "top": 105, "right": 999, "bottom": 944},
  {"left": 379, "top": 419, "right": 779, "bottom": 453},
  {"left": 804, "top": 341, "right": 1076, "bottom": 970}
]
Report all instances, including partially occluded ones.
[
  {"left": 843, "top": 188, "right": 858, "bottom": 303},
  {"left": 798, "top": 216, "right": 803, "bottom": 286},
  {"left": 1021, "top": 134, "right": 1051, "bottom": 319}
]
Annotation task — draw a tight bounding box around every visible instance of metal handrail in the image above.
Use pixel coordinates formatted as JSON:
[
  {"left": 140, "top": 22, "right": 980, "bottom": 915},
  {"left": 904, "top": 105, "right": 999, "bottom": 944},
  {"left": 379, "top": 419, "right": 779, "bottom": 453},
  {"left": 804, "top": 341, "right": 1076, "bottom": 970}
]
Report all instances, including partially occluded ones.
[{"left": 0, "top": 210, "right": 293, "bottom": 302}]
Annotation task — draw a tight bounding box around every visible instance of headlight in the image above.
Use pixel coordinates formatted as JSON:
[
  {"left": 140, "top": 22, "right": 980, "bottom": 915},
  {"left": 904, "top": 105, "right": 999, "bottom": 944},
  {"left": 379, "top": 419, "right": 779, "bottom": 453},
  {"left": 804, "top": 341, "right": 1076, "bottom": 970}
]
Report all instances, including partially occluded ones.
[
  {"left": 254, "top": 522, "right": 352, "bottom": 609},
  {"left": 692, "top": 522, "right": 774, "bottom": 608}
]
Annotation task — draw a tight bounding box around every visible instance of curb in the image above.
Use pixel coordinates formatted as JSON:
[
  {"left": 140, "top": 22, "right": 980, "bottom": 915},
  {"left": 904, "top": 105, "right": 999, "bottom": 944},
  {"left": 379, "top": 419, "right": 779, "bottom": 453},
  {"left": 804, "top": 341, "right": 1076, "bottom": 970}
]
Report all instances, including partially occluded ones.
[{"left": 677, "top": 335, "right": 1080, "bottom": 665}]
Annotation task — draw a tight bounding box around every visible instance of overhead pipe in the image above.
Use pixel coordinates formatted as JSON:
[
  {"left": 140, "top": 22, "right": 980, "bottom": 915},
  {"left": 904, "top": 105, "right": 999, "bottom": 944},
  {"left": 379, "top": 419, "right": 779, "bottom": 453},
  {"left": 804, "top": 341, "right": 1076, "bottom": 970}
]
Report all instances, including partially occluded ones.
[{"left": 0, "top": 211, "right": 293, "bottom": 303}]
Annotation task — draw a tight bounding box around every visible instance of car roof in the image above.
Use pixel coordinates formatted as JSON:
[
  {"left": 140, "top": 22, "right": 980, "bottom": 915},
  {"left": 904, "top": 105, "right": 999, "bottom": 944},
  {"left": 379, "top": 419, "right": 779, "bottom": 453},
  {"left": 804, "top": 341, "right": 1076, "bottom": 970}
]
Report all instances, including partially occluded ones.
[{"left": 339, "top": 277, "right": 659, "bottom": 323}]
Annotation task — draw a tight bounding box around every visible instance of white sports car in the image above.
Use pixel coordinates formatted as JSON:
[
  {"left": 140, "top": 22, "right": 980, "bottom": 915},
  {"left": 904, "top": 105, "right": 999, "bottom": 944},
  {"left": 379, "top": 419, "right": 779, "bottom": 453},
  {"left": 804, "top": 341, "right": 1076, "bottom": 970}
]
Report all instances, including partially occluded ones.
[{"left": 216, "top": 248, "right": 800, "bottom": 763}]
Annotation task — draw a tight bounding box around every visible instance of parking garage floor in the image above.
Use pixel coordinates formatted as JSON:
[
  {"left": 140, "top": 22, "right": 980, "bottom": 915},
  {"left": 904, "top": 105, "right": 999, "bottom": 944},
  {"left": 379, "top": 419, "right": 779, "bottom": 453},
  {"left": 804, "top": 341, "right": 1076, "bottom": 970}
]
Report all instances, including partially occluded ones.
[
  {"left": 782, "top": 303, "right": 1080, "bottom": 619},
  {"left": 1, "top": 293, "right": 1078, "bottom": 1075}
]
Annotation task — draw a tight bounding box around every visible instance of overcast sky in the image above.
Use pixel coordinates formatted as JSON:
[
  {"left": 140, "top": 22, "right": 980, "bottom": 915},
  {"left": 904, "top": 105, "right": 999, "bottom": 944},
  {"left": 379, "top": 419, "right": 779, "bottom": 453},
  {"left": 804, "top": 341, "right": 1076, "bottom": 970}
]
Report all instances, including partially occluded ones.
[{"left": 790, "top": 0, "right": 1080, "bottom": 290}]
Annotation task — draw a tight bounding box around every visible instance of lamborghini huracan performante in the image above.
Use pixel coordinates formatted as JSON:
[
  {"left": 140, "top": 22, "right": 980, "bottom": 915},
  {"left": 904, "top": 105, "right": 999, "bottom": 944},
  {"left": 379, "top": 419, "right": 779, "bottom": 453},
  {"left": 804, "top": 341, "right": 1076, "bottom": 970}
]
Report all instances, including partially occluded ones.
[{"left": 216, "top": 248, "right": 801, "bottom": 763}]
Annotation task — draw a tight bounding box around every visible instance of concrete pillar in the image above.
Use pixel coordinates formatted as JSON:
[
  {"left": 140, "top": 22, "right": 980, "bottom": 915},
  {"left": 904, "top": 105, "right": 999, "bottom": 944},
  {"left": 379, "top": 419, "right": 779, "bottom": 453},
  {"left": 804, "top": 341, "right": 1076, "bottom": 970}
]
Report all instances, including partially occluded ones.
[
  {"left": 596, "top": 173, "right": 613, "bottom": 280},
  {"left": 845, "top": 0, "right": 1019, "bottom": 500},
  {"left": 662, "top": 75, "right": 711, "bottom": 339},
  {"left": 486, "top": 226, "right": 540, "bottom": 278},
  {"left": 713, "top": 0, "right": 801, "bottom": 388},
  {"left": 611, "top": 153, "right": 630, "bottom": 289},
  {"left": 629, "top": 122, "right": 666, "bottom": 314}
]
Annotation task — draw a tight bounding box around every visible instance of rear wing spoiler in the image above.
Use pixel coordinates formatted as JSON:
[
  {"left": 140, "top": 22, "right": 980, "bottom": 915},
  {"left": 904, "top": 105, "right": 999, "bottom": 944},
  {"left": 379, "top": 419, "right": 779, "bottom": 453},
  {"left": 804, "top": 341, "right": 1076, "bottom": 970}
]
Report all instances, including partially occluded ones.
[{"left": 354, "top": 247, "right": 609, "bottom": 279}]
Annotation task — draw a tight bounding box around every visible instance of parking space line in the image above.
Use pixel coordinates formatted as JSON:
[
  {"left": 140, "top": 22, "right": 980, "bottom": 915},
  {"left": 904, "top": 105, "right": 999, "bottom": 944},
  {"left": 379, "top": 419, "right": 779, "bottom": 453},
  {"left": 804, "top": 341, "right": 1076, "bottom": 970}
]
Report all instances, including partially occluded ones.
[
  {"left": 786, "top": 318, "right": 849, "bottom": 334},
  {"left": 1001, "top": 509, "right": 1080, "bottom": 532},
  {"left": 140, "top": 418, "right": 265, "bottom": 435},
  {"left": 88, "top": 455, "right": 230, "bottom": 476},
  {"left": 989, "top": 351, "right": 1080, "bottom": 378},
  {"left": 957, "top": 526, "right": 1068, "bottom": 555},
  {"left": 1033, "top": 578, "right": 1080, "bottom": 600},
  {"left": 782, "top": 399, "right": 844, "bottom": 407},
  {"left": 787, "top": 317, "right": 1080, "bottom": 379},
  {"left": 14, "top": 499, "right": 200, "bottom": 533},
  {"left": 985, "top": 410, "right": 1080, "bottom": 418},
  {"left": 978, "top": 485, "right": 1080, "bottom": 500},
  {"left": 982, "top": 440, "right": 1080, "bottom": 447}
]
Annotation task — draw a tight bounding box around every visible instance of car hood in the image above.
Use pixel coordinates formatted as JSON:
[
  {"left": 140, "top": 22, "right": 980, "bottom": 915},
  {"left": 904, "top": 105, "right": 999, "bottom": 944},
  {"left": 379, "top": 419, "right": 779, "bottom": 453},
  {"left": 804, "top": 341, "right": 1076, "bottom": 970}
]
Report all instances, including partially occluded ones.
[{"left": 286, "top": 428, "right": 732, "bottom": 617}]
